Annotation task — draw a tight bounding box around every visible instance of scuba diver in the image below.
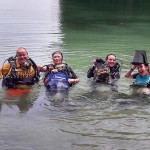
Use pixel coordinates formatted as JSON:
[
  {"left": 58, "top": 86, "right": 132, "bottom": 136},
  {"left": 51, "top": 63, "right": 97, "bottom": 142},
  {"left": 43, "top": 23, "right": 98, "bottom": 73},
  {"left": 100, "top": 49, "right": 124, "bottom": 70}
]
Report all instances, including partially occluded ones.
[
  {"left": 125, "top": 50, "right": 150, "bottom": 94},
  {"left": 0, "top": 47, "right": 40, "bottom": 89},
  {"left": 87, "top": 54, "right": 122, "bottom": 84},
  {"left": 41, "top": 51, "right": 80, "bottom": 106},
  {"left": 43, "top": 51, "right": 80, "bottom": 91}
]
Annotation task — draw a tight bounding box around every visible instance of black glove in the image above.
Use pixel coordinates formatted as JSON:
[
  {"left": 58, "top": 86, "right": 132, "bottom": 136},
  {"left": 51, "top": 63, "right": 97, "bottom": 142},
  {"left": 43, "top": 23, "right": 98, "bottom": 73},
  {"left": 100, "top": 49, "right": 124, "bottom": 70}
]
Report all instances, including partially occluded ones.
[{"left": 96, "top": 58, "right": 105, "bottom": 64}]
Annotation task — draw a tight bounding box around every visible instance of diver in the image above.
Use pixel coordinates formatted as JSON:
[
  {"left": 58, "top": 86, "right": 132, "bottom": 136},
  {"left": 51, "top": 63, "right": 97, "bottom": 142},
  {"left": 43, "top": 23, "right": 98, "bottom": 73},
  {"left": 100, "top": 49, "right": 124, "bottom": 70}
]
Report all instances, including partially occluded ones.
[
  {"left": 125, "top": 50, "right": 150, "bottom": 94},
  {"left": 42, "top": 51, "right": 80, "bottom": 91},
  {"left": 41, "top": 51, "right": 80, "bottom": 106},
  {"left": 0, "top": 47, "right": 40, "bottom": 89},
  {"left": 87, "top": 54, "right": 122, "bottom": 84}
]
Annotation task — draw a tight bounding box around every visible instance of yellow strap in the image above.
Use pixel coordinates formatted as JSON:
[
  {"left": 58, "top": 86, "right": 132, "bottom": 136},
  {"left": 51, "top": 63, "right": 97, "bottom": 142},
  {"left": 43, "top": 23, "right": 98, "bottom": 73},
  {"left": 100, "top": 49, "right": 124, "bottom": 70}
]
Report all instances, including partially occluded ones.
[{"left": 0, "top": 68, "right": 2, "bottom": 79}]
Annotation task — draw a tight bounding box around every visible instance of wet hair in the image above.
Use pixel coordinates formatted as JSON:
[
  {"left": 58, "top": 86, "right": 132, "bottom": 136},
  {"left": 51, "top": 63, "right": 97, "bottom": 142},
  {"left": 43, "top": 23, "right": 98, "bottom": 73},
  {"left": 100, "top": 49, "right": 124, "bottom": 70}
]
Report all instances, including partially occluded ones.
[
  {"left": 138, "top": 63, "right": 150, "bottom": 72},
  {"left": 146, "top": 64, "right": 150, "bottom": 72},
  {"left": 52, "top": 51, "right": 63, "bottom": 59},
  {"left": 15, "top": 47, "right": 28, "bottom": 57},
  {"left": 105, "top": 54, "right": 116, "bottom": 61},
  {"left": 144, "top": 64, "right": 149, "bottom": 67}
]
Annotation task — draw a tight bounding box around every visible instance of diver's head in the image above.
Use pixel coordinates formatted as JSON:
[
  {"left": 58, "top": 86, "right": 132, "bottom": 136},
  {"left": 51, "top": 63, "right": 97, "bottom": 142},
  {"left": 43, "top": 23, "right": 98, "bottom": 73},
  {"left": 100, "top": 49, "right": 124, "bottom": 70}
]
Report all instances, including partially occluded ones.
[
  {"left": 52, "top": 51, "right": 63, "bottom": 65},
  {"left": 105, "top": 54, "right": 116, "bottom": 67},
  {"left": 137, "top": 63, "right": 149, "bottom": 75},
  {"left": 16, "top": 47, "right": 29, "bottom": 65}
]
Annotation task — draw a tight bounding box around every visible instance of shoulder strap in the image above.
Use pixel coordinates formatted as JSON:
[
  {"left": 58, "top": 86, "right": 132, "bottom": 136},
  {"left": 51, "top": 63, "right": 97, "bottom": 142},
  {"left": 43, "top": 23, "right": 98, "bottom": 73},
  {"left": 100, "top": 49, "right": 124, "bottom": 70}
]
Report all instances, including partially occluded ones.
[
  {"left": 7, "top": 56, "right": 17, "bottom": 69},
  {"left": 5, "top": 57, "right": 17, "bottom": 77},
  {"left": 61, "top": 63, "right": 71, "bottom": 75},
  {"left": 28, "top": 58, "right": 40, "bottom": 81},
  {"left": 2, "top": 57, "right": 17, "bottom": 87}
]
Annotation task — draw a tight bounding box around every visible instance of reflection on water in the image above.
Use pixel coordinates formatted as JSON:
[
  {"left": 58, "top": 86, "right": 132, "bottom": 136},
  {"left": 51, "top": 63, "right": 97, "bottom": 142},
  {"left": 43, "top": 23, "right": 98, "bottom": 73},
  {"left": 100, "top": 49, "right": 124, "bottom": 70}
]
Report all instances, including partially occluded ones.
[
  {"left": 0, "top": 0, "right": 63, "bottom": 66},
  {"left": 1, "top": 0, "right": 150, "bottom": 150},
  {"left": 45, "top": 89, "right": 69, "bottom": 106},
  {"left": 0, "top": 84, "right": 40, "bottom": 113}
]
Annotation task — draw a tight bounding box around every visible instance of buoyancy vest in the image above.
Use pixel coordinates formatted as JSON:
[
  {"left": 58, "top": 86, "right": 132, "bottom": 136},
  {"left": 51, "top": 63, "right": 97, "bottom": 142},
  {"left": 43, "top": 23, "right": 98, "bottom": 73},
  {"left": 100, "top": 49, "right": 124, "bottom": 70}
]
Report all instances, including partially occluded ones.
[
  {"left": 2, "top": 57, "right": 40, "bottom": 88},
  {"left": 45, "top": 71, "right": 69, "bottom": 90},
  {"left": 134, "top": 74, "right": 150, "bottom": 87},
  {"left": 109, "top": 62, "right": 121, "bottom": 79}
]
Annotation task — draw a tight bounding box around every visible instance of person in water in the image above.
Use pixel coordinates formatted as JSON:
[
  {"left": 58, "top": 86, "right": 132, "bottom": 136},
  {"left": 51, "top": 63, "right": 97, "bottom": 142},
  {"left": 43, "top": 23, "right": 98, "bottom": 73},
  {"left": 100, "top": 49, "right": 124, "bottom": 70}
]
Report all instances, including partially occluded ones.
[
  {"left": 124, "top": 50, "right": 150, "bottom": 94},
  {"left": 43, "top": 51, "right": 80, "bottom": 90},
  {"left": 0, "top": 47, "right": 40, "bottom": 89},
  {"left": 125, "top": 64, "right": 150, "bottom": 94},
  {"left": 87, "top": 54, "right": 121, "bottom": 83}
]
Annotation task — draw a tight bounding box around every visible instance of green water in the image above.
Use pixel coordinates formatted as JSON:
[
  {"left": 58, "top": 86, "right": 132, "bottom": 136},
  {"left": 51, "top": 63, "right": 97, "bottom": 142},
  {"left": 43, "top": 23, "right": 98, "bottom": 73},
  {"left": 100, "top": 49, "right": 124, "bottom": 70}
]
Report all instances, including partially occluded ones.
[{"left": 62, "top": 0, "right": 150, "bottom": 70}]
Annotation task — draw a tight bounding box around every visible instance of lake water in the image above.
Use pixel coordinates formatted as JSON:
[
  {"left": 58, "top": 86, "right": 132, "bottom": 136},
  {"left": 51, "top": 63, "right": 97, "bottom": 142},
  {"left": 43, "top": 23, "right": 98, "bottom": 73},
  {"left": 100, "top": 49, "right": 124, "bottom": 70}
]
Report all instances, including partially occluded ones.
[{"left": 1, "top": 0, "right": 150, "bottom": 150}]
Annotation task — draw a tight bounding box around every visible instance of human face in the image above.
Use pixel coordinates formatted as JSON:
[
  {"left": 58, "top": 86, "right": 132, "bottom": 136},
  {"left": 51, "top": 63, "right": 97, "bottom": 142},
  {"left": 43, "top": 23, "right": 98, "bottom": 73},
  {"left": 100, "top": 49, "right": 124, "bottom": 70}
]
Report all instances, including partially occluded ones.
[
  {"left": 16, "top": 48, "right": 29, "bottom": 64},
  {"left": 137, "top": 64, "right": 149, "bottom": 75},
  {"left": 106, "top": 55, "right": 116, "bottom": 67},
  {"left": 52, "top": 53, "right": 63, "bottom": 65}
]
